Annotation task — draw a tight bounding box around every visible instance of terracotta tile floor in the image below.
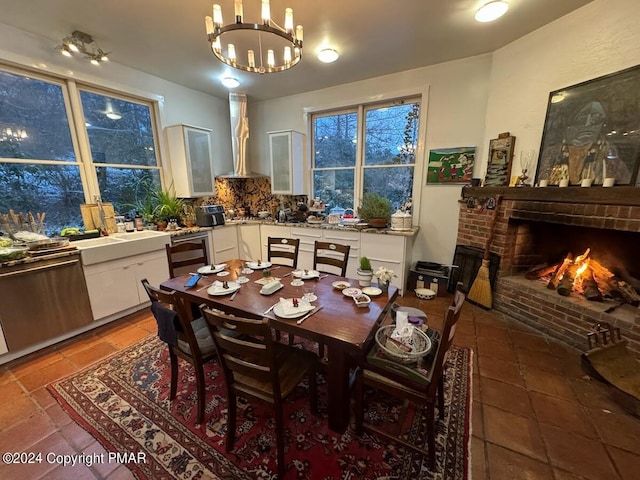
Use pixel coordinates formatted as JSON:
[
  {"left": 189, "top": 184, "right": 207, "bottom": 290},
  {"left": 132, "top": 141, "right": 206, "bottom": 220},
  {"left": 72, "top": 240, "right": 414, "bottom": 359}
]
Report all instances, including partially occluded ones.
[{"left": 1, "top": 295, "right": 640, "bottom": 479}]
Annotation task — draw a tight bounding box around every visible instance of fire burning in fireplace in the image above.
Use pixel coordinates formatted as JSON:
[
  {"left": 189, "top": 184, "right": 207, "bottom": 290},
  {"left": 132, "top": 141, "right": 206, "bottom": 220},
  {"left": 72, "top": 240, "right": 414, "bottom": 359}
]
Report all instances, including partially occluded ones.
[{"left": 526, "top": 248, "right": 640, "bottom": 308}]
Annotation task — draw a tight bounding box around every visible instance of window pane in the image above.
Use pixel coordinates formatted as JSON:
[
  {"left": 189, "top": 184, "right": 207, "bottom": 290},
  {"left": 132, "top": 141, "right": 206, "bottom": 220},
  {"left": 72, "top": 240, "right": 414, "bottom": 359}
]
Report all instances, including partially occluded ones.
[
  {"left": 79, "top": 90, "right": 158, "bottom": 166},
  {"left": 96, "top": 167, "right": 161, "bottom": 217},
  {"left": 0, "top": 70, "right": 75, "bottom": 161},
  {"left": 0, "top": 163, "right": 84, "bottom": 235},
  {"left": 313, "top": 112, "right": 357, "bottom": 168},
  {"left": 364, "top": 166, "right": 414, "bottom": 210},
  {"left": 365, "top": 102, "right": 419, "bottom": 166},
  {"left": 313, "top": 169, "right": 355, "bottom": 210}
]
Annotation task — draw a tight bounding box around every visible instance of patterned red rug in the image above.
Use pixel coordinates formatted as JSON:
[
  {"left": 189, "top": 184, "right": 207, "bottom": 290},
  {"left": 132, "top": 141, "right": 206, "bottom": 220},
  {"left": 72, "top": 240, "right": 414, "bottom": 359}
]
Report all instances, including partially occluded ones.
[{"left": 48, "top": 336, "right": 472, "bottom": 479}]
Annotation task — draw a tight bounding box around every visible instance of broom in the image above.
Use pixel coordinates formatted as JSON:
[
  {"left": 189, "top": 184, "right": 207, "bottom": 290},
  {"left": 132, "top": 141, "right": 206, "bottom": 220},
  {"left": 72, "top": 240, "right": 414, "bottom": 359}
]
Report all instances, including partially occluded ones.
[{"left": 468, "top": 194, "right": 502, "bottom": 308}]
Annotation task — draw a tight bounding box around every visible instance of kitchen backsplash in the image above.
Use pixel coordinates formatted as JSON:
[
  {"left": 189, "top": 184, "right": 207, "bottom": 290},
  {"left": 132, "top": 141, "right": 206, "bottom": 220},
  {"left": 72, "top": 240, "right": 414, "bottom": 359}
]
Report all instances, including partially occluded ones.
[{"left": 189, "top": 177, "right": 306, "bottom": 217}]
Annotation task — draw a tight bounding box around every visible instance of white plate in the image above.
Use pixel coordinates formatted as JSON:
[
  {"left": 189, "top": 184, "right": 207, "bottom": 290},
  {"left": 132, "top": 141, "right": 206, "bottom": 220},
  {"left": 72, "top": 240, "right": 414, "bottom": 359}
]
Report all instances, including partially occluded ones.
[
  {"left": 332, "top": 281, "right": 351, "bottom": 290},
  {"left": 217, "top": 271, "right": 230, "bottom": 276},
  {"left": 197, "top": 264, "right": 226, "bottom": 275},
  {"left": 302, "top": 294, "right": 318, "bottom": 302},
  {"left": 246, "top": 261, "right": 272, "bottom": 270},
  {"left": 236, "top": 277, "right": 249, "bottom": 284},
  {"left": 290, "top": 279, "right": 304, "bottom": 287},
  {"left": 362, "top": 287, "right": 382, "bottom": 296},
  {"left": 260, "top": 283, "right": 284, "bottom": 295},
  {"left": 342, "top": 287, "right": 362, "bottom": 297},
  {"left": 273, "top": 300, "right": 313, "bottom": 319},
  {"left": 292, "top": 269, "right": 320, "bottom": 279},
  {"left": 207, "top": 282, "right": 240, "bottom": 296}
]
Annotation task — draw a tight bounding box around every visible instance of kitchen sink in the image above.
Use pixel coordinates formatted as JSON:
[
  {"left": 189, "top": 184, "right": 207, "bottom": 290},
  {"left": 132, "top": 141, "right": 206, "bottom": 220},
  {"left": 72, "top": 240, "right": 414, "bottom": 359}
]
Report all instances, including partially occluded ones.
[{"left": 75, "top": 231, "right": 171, "bottom": 265}]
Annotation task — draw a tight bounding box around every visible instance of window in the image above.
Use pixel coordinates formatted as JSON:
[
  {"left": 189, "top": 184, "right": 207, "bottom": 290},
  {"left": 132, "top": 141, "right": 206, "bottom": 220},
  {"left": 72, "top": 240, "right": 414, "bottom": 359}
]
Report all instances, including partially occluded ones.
[
  {"left": 311, "top": 98, "right": 419, "bottom": 212},
  {"left": 0, "top": 65, "right": 162, "bottom": 235}
]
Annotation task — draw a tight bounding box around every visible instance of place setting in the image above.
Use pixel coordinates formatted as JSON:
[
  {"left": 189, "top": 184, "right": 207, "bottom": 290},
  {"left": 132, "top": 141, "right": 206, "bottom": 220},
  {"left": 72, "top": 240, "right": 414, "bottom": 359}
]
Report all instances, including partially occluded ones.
[
  {"left": 206, "top": 280, "right": 240, "bottom": 296},
  {"left": 197, "top": 263, "right": 228, "bottom": 275}
]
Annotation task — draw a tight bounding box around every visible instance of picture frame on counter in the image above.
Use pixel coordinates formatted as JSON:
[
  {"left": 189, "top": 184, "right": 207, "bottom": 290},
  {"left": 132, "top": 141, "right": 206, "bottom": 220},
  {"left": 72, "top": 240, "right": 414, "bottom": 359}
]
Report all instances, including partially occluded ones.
[{"left": 484, "top": 132, "right": 515, "bottom": 187}]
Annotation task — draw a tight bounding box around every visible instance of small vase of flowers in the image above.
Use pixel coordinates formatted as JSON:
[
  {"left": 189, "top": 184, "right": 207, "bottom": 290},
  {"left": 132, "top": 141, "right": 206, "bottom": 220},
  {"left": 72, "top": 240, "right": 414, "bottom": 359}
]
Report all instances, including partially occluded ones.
[{"left": 374, "top": 266, "right": 396, "bottom": 294}]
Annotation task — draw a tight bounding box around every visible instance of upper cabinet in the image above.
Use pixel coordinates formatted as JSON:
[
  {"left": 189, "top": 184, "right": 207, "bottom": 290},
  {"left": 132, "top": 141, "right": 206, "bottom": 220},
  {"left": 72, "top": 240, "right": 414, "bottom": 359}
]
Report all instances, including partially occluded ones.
[
  {"left": 166, "top": 125, "right": 215, "bottom": 197},
  {"left": 268, "top": 130, "right": 305, "bottom": 195}
]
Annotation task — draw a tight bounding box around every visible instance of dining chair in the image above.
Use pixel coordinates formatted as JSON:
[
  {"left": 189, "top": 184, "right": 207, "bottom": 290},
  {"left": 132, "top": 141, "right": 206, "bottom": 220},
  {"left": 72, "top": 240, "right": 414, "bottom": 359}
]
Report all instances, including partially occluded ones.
[
  {"left": 313, "top": 241, "right": 350, "bottom": 276},
  {"left": 354, "top": 282, "right": 466, "bottom": 469},
  {"left": 199, "top": 305, "right": 318, "bottom": 478},
  {"left": 267, "top": 237, "right": 300, "bottom": 268},
  {"left": 165, "top": 239, "right": 209, "bottom": 278},
  {"left": 141, "top": 278, "right": 217, "bottom": 424}
]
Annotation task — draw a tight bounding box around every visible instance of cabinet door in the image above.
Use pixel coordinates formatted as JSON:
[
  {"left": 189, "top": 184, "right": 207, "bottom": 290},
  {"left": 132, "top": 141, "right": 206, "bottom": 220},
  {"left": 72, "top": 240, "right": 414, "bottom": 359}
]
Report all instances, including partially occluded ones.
[
  {"left": 361, "top": 233, "right": 408, "bottom": 292},
  {"left": 260, "top": 225, "right": 291, "bottom": 260},
  {"left": 290, "top": 227, "right": 322, "bottom": 271},
  {"left": 322, "top": 230, "right": 361, "bottom": 279},
  {"left": 238, "top": 224, "right": 261, "bottom": 261},
  {"left": 167, "top": 125, "right": 215, "bottom": 197},
  {"left": 212, "top": 226, "right": 239, "bottom": 264},
  {"left": 134, "top": 252, "right": 170, "bottom": 302},
  {"left": 84, "top": 261, "right": 140, "bottom": 320},
  {"left": 269, "top": 131, "right": 305, "bottom": 195}
]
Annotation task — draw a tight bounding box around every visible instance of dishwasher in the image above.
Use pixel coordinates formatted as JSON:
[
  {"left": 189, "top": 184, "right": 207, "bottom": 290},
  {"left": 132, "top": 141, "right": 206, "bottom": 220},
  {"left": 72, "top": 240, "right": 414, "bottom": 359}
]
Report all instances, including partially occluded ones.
[
  {"left": 169, "top": 230, "right": 211, "bottom": 277},
  {"left": 0, "top": 252, "right": 93, "bottom": 352}
]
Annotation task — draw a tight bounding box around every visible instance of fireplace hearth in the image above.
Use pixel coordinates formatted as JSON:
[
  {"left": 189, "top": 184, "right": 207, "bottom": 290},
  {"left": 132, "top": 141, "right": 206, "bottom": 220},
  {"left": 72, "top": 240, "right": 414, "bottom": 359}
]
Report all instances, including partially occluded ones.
[{"left": 458, "top": 186, "right": 640, "bottom": 359}]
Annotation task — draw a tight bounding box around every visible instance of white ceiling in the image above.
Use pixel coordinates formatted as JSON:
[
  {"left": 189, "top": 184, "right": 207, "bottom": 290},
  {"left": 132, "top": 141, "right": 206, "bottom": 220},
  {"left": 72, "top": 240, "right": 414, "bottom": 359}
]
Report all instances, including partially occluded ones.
[{"left": 0, "top": 0, "right": 594, "bottom": 102}]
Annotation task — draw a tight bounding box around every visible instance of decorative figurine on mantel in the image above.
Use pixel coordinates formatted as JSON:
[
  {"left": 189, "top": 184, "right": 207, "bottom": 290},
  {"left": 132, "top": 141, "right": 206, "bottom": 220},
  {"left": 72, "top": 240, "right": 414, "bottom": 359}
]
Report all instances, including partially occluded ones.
[{"left": 514, "top": 150, "right": 535, "bottom": 187}]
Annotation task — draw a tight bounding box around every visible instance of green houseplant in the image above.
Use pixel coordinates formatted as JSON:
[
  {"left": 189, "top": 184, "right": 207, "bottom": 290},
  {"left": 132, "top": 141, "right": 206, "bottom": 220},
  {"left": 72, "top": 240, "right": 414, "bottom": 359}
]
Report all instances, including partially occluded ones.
[
  {"left": 153, "top": 185, "right": 185, "bottom": 228},
  {"left": 357, "top": 256, "right": 374, "bottom": 287},
  {"left": 359, "top": 192, "right": 391, "bottom": 228}
]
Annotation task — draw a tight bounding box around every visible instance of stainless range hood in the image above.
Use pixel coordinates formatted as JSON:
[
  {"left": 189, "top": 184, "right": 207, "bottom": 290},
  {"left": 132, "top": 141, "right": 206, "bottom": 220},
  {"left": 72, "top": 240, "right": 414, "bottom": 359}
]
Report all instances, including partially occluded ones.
[{"left": 217, "top": 93, "right": 266, "bottom": 178}]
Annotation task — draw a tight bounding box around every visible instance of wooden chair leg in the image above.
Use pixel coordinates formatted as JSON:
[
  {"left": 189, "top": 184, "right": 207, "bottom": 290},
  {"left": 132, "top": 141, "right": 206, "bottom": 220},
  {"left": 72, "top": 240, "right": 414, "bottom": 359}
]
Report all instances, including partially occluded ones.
[
  {"left": 275, "top": 401, "right": 285, "bottom": 479},
  {"left": 226, "top": 392, "right": 237, "bottom": 452},
  {"left": 426, "top": 404, "right": 437, "bottom": 469},
  {"left": 169, "top": 349, "right": 178, "bottom": 400},
  {"left": 438, "top": 375, "right": 445, "bottom": 419},
  {"left": 354, "top": 368, "right": 364, "bottom": 435},
  {"left": 195, "top": 363, "right": 206, "bottom": 424},
  {"left": 318, "top": 343, "right": 325, "bottom": 358}
]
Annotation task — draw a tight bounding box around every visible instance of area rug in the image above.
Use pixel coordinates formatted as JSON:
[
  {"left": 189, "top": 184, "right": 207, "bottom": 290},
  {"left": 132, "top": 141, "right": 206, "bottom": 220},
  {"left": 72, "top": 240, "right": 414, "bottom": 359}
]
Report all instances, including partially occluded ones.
[{"left": 48, "top": 335, "right": 472, "bottom": 479}]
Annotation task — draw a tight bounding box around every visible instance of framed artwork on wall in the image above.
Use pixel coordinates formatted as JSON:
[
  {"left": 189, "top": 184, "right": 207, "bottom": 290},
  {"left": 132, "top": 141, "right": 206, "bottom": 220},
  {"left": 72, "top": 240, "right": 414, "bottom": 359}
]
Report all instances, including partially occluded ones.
[
  {"left": 484, "top": 132, "right": 515, "bottom": 186},
  {"left": 426, "top": 146, "right": 475, "bottom": 184},
  {"left": 535, "top": 63, "right": 640, "bottom": 186}
]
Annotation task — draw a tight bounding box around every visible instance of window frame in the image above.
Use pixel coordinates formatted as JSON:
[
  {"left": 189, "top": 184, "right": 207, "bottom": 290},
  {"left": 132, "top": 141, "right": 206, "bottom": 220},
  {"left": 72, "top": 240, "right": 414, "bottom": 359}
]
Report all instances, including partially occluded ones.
[{"left": 310, "top": 96, "right": 420, "bottom": 211}]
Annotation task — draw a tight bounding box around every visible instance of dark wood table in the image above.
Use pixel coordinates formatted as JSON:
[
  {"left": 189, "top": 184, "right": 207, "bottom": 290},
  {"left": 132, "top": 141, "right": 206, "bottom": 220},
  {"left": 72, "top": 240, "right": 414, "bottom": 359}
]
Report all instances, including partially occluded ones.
[{"left": 160, "top": 259, "right": 398, "bottom": 433}]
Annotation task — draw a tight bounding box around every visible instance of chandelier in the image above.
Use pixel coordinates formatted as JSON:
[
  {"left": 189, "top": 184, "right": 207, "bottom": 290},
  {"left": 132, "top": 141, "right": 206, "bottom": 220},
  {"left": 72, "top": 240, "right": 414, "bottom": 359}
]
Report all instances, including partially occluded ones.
[
  {"left": 57, "top": 30, "right": 110, "bottom": 65},
  {"left": 205, "top": 1, "right": 303, "bottom": 74}
]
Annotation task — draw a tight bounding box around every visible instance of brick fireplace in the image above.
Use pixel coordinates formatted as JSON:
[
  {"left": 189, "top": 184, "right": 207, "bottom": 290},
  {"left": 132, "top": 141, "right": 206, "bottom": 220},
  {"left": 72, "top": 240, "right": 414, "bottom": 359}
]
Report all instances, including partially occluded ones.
[{"left": 458, "top": 186, "right": 640, "bottom": 358}]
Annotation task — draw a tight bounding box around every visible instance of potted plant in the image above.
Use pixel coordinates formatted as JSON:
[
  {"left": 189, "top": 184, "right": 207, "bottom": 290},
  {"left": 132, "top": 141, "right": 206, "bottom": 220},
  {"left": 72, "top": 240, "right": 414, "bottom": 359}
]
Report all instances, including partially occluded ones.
[
  {"left": 373, "top": 266, "right": 396, "bottom": 294},
  {"left": 153, "top": 184, "right": 185, "bottom": 230},
  {"left": 359, "top": 192, "right": 391, "bottom": 228},
  {"left": 357, "top": 256, "right": 374, "bottom": 287}
]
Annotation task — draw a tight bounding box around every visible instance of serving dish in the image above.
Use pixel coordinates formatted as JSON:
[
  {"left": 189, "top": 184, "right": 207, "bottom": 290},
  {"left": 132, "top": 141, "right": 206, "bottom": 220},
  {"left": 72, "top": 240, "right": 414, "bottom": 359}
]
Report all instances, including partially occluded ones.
[
  {"left": 375, "top": 325, "right": 432, "bottom": 364},
  {"left": 332, "top": 281, "right": 351, "bottom": 290},
  {"left": 415, "top": 288, "right": 437, "bottom": 300},
  {"left": 342, "top": 287, "right": 362, "bottom": 297},
  {"left": 260, "top": 280, "right": 284, "bottom": 295},
  {"left": 362, "top": 286, "right": 382, "bottom": 296},
  {"left": 353, "top": 293, "right": 371, "bottom": 308}
]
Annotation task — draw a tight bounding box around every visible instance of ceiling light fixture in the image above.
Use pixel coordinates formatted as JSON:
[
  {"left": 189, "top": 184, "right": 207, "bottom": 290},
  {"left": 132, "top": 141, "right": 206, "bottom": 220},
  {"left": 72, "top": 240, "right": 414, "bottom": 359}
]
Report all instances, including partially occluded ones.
[
  {"left": 56, "top": 30, "right": 110, "bottom": 65},
  {"left": 475, "top": 1, "right": 509, "bottom": 23},
  {"left": 104, "top": 101, "right": 122, "bottom": 120},
  {"left": 205, "top": 1, "right": 303, "bottom": 74},
  {"left": 317, "top": 48, "right": 339, "bottom": 63},
  {"left": 221, "top": 76, "right": 240, "bottom": 88}
]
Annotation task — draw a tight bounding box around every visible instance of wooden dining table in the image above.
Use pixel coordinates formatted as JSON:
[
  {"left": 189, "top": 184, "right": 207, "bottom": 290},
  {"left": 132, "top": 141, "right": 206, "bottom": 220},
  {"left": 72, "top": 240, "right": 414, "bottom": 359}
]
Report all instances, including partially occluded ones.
[{"left": 160, "top": 258, "right": 398, "bottom": 433}]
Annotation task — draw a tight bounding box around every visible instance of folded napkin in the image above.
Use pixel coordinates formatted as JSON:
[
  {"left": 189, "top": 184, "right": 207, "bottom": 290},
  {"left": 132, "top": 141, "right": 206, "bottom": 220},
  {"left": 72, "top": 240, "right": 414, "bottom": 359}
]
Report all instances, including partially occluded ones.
[
  {"left": 293, "top": 269, "right": 320, "bottom": 278},
  {"left": 278, "top": 297, "right": 315, "bottom": 316},
  {"left": 208, "top": 280, "right": 235, "bottom": 294}
]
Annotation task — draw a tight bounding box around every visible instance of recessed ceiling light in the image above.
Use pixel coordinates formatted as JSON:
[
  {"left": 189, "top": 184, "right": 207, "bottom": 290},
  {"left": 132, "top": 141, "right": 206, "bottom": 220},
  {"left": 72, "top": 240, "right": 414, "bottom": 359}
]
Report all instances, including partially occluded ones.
[
  {"left": 475, "top": 1, "right": 509, "bottom": 23},
  {"left": 221, "top": 76, "right": 240, "bottom": 88},
  {"left": 317, "top": 48, "right": 339, "bottom": 63}
]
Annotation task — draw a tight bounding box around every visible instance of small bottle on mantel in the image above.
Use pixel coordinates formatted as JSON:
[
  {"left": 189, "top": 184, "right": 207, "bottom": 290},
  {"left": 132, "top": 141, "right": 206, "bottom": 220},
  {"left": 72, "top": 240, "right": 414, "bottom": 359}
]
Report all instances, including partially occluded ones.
[
  {"left": 134, "top": 212, "right": 144, "bottom": 231},
  {"left": 124, "top": 216, "right": 135, "bottom": 233}
]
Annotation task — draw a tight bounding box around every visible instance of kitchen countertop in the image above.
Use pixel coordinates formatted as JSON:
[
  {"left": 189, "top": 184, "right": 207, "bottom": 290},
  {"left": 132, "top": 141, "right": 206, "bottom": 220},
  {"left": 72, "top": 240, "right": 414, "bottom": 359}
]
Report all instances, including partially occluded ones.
[
  {"left": 0, "top": 248, "right": 81, "bottom": 269},
  {"left": 225, "top": 219, "right": 419, "bottom": 236}
]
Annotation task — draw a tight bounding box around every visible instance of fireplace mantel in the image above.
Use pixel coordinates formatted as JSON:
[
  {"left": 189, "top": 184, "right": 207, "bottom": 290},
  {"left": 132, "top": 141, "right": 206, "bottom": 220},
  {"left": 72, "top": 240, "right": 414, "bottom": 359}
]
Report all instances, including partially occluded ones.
[{"left": 462, "top": 186, "right": 640, "bottom": 206}]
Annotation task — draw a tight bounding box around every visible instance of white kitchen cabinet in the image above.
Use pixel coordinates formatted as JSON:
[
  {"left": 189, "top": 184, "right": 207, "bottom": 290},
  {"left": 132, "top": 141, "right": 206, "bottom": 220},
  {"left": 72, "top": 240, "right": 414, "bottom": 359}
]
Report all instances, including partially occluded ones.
[
  {"left": 322, "top": 229, "right": 361, "bottom": 279},
  {"left": 260, "top": 224, "right": 291, "bottom": 261},
  {"left": 166, "top": 124, "right": 215, "bottom": 197},
  {"left": 237, "top": 224, "right": 261, "bottom": 261},
  {"left": 268, "top": 130, "right": 305, "bottom": 195},
  {"left": 360, "top": 233, "right": 414, "bottom": 294},
  {"left": 83, "top": 250, "right": 169, "bottom": 321},
  {"left": 211, "top": 225, "right": 239, "bottom": 264},
  {"left": 290, "top": 227, "right": 322, "bottom": 270}
]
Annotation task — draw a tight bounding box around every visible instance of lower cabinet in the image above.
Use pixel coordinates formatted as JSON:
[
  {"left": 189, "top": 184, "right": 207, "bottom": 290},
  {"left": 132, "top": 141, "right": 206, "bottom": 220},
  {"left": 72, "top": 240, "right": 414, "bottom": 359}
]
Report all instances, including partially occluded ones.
[
  {"left": 360, "top": 233, "right": 414, "bottom": 294},
  {"left": 211, "top": 226, "right": 239, "bottom": 264},
  {"left": 237, "top": 224, "right": 261, "bottom": 261},
  {"left": 321, "top": 230, "right": 361, "bottom": 279},
  {"left": 260, "top": 224, "right": 291, "bottom": 261},
  {"left": 83, "top": 250, "right": 169, "bottom": 321}
]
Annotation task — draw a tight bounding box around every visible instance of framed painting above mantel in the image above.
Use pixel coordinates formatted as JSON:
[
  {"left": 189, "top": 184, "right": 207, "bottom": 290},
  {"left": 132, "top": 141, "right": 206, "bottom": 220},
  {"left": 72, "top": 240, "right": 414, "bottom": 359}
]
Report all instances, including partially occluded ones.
[
  {"left": 484, "top": 132, "right": 515, "bottom": 187},
  {"left": 535, "top": 64, "right": 640, "bottom": 187}
]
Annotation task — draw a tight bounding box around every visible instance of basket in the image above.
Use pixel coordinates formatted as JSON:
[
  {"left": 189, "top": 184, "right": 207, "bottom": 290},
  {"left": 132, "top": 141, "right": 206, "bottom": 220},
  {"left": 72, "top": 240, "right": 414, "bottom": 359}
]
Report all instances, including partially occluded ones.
[{"left": 375, "top": 325, "right": 432, "bottom": 364}]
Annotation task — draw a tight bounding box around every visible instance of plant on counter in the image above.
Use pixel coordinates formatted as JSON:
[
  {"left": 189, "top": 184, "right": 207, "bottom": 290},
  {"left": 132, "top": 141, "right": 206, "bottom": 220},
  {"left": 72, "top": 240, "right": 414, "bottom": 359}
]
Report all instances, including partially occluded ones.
[
  {"left": 373, "top": 266, "right": 396, "bottom": 283},
  {"left": 153, "top": 184, "right": 185, "bottom": 223},
  {"left": 359, "top": 192, "right": 391, "bottom": 227},
  {"left": 123, "top": 179, "right": 157, "bottom": 224}
]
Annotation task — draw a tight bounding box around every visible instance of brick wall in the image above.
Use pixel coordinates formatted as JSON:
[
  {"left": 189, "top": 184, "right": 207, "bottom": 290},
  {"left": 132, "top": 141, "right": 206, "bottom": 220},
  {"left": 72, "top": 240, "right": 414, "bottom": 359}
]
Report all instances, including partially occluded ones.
[{"left": 457, "top": 189, "right": 640, "bottom": 357}]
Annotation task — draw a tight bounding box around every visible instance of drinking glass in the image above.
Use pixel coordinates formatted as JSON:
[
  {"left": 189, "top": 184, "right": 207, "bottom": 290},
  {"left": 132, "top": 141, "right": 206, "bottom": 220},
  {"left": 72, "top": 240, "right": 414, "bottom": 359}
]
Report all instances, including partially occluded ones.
[
  {"left": 303, "top": 283, "right": 316, "bottom": 302},
  {"left": 236, "top": 268, "right": 248, "bottom": 284}
]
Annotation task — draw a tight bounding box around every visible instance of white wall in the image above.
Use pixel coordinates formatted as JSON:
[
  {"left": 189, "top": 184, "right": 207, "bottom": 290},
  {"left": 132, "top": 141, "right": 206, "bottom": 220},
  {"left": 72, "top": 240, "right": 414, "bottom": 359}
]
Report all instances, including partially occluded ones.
[
  {"left": 250, "top": 54, "right": 493, "bottom": 267},
  {"left": 0, "top": 22, "right": 234, "bottom": 178}
]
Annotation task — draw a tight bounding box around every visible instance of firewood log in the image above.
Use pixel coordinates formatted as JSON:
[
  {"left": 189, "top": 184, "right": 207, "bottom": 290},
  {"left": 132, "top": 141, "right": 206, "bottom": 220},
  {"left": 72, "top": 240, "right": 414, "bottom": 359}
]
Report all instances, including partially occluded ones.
[
  {"left": 525, "top": 263, "right": 557, "bottom": 280},
  {"left": 583, "top": 271, "right": 603, "bottom": 301},
  {"left": 548, "top": 253, "right": 573, "bottom": 290},
  {"left": 608, "top": 279, "right": 640, "bottom": 306}
]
